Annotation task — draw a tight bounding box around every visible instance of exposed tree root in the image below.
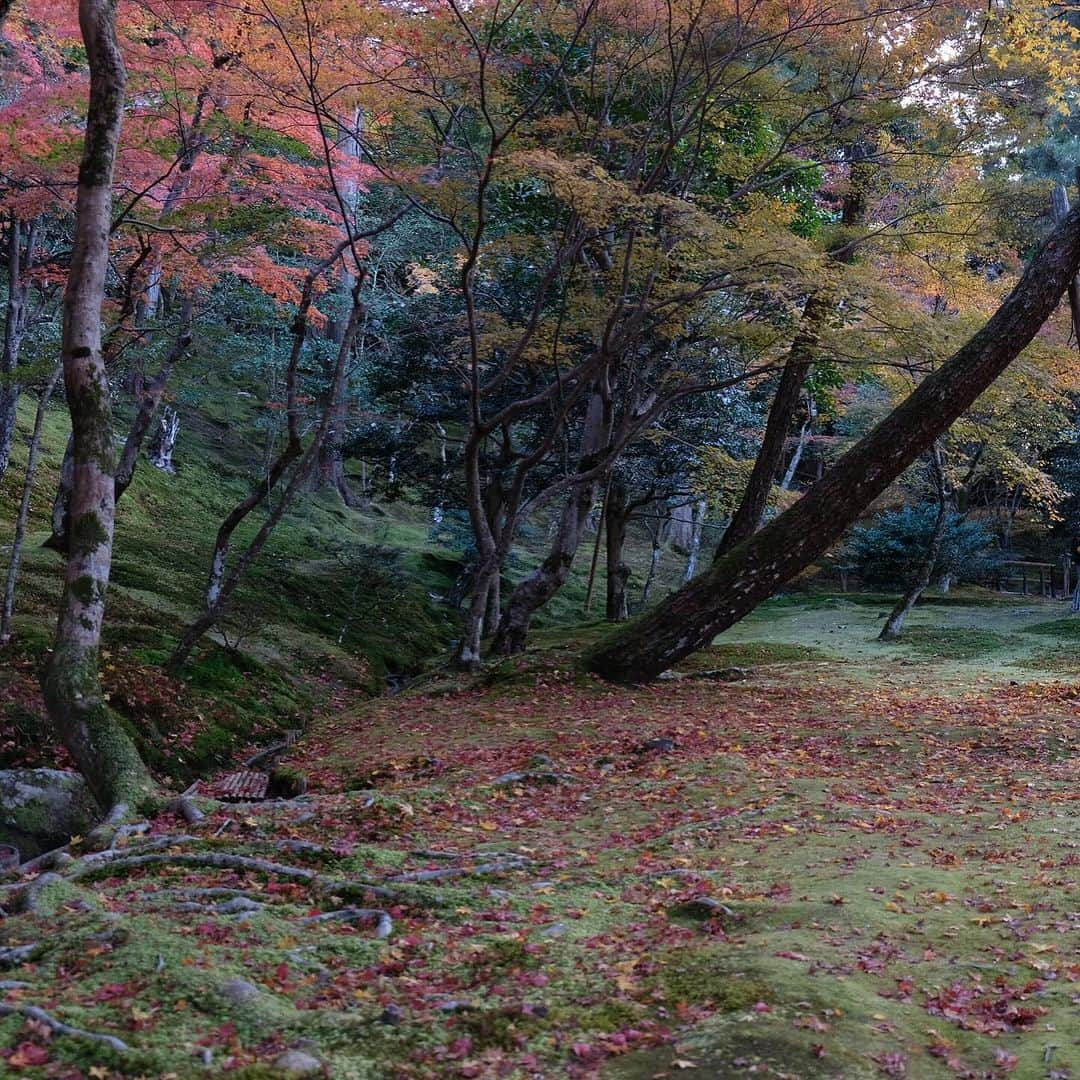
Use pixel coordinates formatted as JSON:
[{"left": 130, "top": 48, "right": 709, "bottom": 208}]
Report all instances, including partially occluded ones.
[
  {"left": 388, "top": 854, "right": 533, "bottom": 884},
  {"left": 305, "top": 907, "right": 393, "bottom": 938},
  {"left": 0, "top": 944, "right": 39, "bottom": 968},
  {"left": 0, "top": 1001, "right": 129, "bottom": 1052}
]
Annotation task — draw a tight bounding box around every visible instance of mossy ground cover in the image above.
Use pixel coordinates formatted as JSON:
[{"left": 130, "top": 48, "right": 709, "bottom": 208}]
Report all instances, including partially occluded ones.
[{"left": 4, "top": 598, "right": 1079, "bottom": 1078}]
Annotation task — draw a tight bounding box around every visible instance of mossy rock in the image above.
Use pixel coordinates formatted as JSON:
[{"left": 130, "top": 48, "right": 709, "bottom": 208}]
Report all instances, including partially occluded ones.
[{"left": 0, "top": 768, "right": 99, "bottom": 856}]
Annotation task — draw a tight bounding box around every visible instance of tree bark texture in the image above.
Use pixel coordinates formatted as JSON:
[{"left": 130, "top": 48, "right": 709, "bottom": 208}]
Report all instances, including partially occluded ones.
[
  {"left": 42, "top": 0, "right": 153, "bottom": 810},
  {"left": 0, "top": 217, "right": 37, "bottom": 482},
  {"left": 585, "top": 204, "right": 1080, "bottom": 682}
]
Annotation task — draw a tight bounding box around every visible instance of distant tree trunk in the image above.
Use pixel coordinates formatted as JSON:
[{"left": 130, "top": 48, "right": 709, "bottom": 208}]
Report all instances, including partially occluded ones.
[
  {"left": 147, "top": 405, "right": 180, "bottom": 472},
  {"left": 1, "top": 363, "right": 62, "bottom": 642},
  {"left": 604, "top": 475, "right": 630, "bottom": 621},
  {"left": 781, "top": 403, "right": 814, "bottom": 491},
  {"left": 169, "top": 289, "right": 364, "bottom": 671},
  {"left": 41, "top": 0, "right": 153, "bottom": 810},
  {"left": 0, "top": 216, "right": 37, "bottom": 483},
  {"left": 879, "top": 446, "right": 948, "bottom": 641},
  {"left": 683, "top": 497, "right": 707, "bottom": 581},
  {"left": 640, "top": 535, "right": 663, "bottom": 609},
  {"left": 584, "top": 204, "right": 1080, "bottom": 682},
  {"left": 494, "top": 391, "right": 608, "bottom": 654}
]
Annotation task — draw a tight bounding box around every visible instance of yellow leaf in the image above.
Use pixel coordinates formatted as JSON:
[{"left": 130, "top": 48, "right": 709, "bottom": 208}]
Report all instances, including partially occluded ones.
[{"left": 478, "top": 820, "right": 499, "bottom": 832}]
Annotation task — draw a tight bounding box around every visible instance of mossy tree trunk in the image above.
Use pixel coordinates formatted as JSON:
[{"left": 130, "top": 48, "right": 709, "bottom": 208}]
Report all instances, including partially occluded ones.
[
  {"left": 42, "top": 0, "right": 153, "bottom": 810},
  {"left": 585, "top": 205, "right": 1080, "bottom": 682}
]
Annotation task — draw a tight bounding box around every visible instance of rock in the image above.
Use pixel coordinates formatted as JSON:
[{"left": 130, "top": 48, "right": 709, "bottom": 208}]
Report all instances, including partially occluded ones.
[
  {"left": 633, "top": 737, "right": 677, "bottom": 754},
  {"left": 379, "top": 1003, "right": 403, "bottom": 1026},
  {"left": 691, "top": 667, "right": 748, "bottom": 682},
  {"left": 273, "top": 1049, "right": 323, "bottom": 1075},
  {"left": 0, "top": 769, "right": 99, "bottom": 854},
  {"left": 219, "top": 977, "right": 261, "bottom": 1005}
]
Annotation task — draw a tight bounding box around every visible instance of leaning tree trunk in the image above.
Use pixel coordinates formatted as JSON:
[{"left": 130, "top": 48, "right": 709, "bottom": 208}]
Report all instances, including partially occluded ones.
[
  {"left": 714, "top": 143, "right": 874, "bottom": 557},
  {"left": 494, "top": 392, "right": 609, "bottom": 654},
  {"left": 585, "top": 203, "right": 1080, "bottom": 682},
  {"left": 714, "top": 298, "right": 827, "bottom": 558},
  {"left": 41, "top": 0, "right": 153, "bottom": 810},
  {"left": 1, "top": 363, "right": 62, "bottom": 642},
  {"left": 879, "top": 446, "right": 948, "bottom": 641}
]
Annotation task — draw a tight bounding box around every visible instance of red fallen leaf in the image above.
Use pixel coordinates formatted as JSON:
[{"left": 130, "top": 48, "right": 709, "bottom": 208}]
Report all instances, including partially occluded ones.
[
  {"left": 995, "top": 1049, "right": 1019, "bottom": 1071},
  {"left": 872, "top": 1050, "right": 907, "bottom": 1077},
  {"left": 8, "top": 1043, "right": 50, "bottom": 1068},
  {"left": 571, "top": 1042, "right": 602, "bottom": 1061},
  {"left": 752, "top": 1001, "right": 772, "bottom": 1013},
  {"left": 447, "top": 1037, "right": 473, "bottom": 1059},
  {"left": 811, "top": 1043, "right": 826, "bottom": 1058},
  {"left": 775, "top": 950, "right": 810, "bottom": 962}
]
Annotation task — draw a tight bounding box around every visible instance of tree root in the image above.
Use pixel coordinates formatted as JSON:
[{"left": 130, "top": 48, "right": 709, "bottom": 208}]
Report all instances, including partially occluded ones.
[
  {"left": 305, "top": 907, "right": 393, "bottom": 938},
  {"left": 0, "top": 1001, "right": 128, "bottom": 1052},
  {"left": 0, "top": 944, "right": 39, "bottom": 968},
  {"left": 388, "top": 854, "right": 533, "bottom": 884},
  {"left": 68, "top": 849, "right": 407, "bottom": 904}
]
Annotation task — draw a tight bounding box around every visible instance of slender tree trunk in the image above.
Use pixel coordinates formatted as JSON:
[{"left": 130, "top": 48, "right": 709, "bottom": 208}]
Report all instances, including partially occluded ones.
[
  {"left": 684, "top": 497, "right": 707, "bottom": 581},
  {"left": 714, "top": 299, "right": 827, "bottom": 557},
  {"left": 604, "top": 475, "right": 630, "bottom": 622},
  {"left": 169, "top": 291, "right": 365, "bottom": 670},
  {"left": 493, "top": 392, "right": 609, "bottom": 654},
  {"left": 41, "top": 0, "right": 153, "bottom": 810},
  {"left": 147, "top": 406, "right": 180, "bottom": 472},
  {"left": 640, "top": 535, "right": 663, "bottom": 609},
  {"left": 1, "top": 363, "right": 62, "bottom": 641},
  {"left": 781, "top": 407, "right": 813, "bottom": 491},
  {"left": 879, "top": 446, "right": 948, "bottom": 641},
  {"left": 0, "top": 217, "right": 36, "bottom": 483},
  {"left": 585, "top": 204, "right": 1080, "bottom": 681}
]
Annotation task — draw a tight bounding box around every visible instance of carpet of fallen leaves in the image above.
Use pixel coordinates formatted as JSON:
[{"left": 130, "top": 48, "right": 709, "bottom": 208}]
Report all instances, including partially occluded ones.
[{"left": 2, "top": 638, "right": 1079, "bottom": 1079}]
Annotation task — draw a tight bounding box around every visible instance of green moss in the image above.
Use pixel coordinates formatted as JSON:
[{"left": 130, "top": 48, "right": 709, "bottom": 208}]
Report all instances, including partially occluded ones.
[
  {"left": 888, "top": 625, "right": 1015, "bottom": 659},
  {"left": 658, "top": 948, "right": 774, "bottom": 1010}
]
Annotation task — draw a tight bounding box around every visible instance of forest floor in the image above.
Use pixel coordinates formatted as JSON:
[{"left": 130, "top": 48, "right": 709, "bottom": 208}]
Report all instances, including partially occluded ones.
[{"left": 2, "top": 592, "right": 1079, "bottom": 1079}]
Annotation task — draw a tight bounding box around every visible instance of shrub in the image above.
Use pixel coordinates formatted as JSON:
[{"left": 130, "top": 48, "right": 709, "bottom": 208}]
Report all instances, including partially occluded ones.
[{"left": 846, "top": 506, "right": 998, "bottom": 589}]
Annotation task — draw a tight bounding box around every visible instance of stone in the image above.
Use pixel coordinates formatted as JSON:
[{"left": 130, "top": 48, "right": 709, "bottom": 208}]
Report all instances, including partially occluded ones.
[
  {"left": 218, "top": 977, "right": 261, "bottom": 1005},
  {"left": 273, "top": 1049, "right": 323, "bottom": 1075},
  {"left": 0, "top": 769, "right": 98, "bottom": 855}
]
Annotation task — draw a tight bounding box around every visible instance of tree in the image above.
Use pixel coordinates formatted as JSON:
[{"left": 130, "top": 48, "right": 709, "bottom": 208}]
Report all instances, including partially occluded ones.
[
  {"left": 41, "top": 0, "right": 153, "bottom": 811},
  {"left": 585, "top": 204, "right": 1080, "bottom": 682}
]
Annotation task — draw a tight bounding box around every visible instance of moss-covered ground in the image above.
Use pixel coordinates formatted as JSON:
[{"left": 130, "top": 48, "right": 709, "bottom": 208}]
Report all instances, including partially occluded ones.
[{"left": 2, "top": 591, "right": 1079, "bottom": 1077}]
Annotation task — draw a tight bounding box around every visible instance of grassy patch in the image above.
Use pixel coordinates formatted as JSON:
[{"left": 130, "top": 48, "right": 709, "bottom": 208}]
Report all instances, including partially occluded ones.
[{"left": 889, "top": 625, "right": 1016, "bottom": 659}]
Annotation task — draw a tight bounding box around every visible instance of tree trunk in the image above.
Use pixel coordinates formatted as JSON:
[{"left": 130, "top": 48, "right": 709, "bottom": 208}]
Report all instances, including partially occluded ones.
[
  {"left": 169, "top": 290, "right": 365, "bottom": 671},
  {"left": 585, "top": 204, "right": 1080, "bottom": 682},
  {"left": 41, "top": 0, "right": 153, "bottom": 810},
  {"left": 604, "top": 475, "right": 630, "bottom": 621},
  {"left": 0, "top": 217, "right": 36, "bottom": 483},
  {"left": 1, "top": 363, "right": 62, "bottom": 642},
  {"left": 493, "top": 392, "right": 608, "bottom": 654},
  {"left": 683, "top": 497, "right": 707, "bottom": 581},
  {"left": 640, "top": 536, "right": 663, "bottom": 608},
  {"left": 879, "top": 446, "right": 948, "bottom": 641},
  {"left": 714, "top": 298, "right": 827, "bottom": 558},
  {"left": 147, "top": 406, "right": 180, "bottom": 472},
  {"left": 45, "top": 307, "right": 193, "bottom": 549}
]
